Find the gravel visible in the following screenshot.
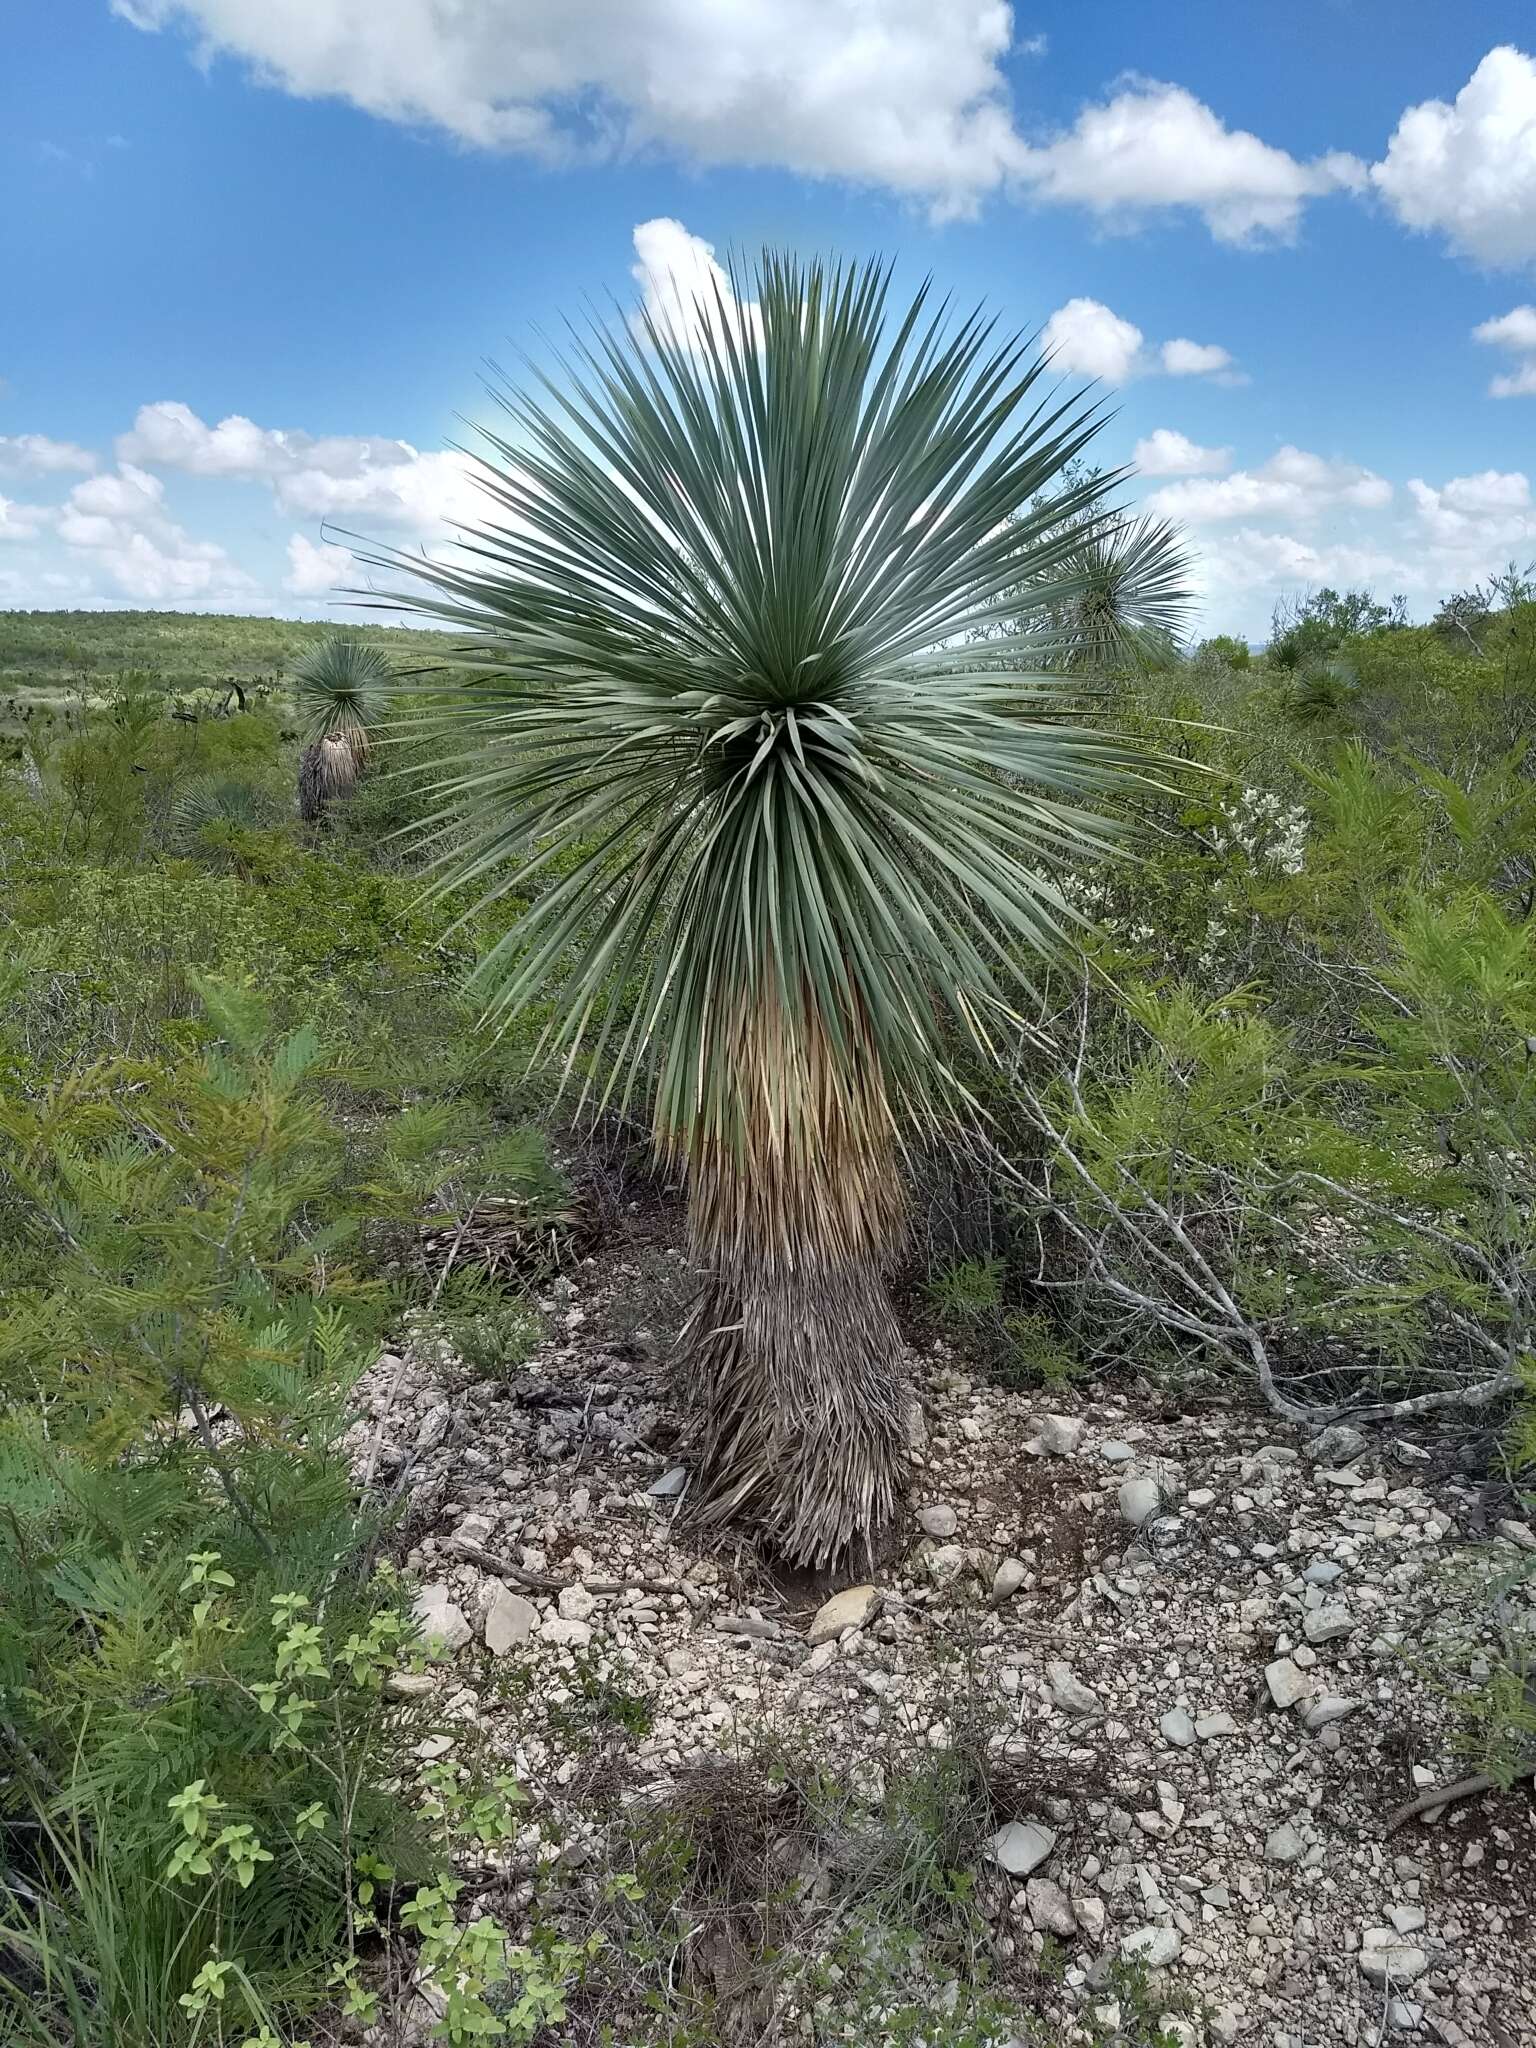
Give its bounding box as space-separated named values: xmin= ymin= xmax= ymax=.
xmin=343 ymin=1254 xmax=1536 ymax=2048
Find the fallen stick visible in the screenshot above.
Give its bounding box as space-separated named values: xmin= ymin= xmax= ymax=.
xmin=445 ymin=1535 xmax=684 ymax=1600
xmin=1383 ymin=1761 xmax=1536 ymax=1835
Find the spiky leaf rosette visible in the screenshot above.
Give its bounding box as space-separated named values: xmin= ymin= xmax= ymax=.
xmin=384 ymin=254 xmax=1184 ymax=1139
xmin=374 ymin=252 xmax=1189 ymax=1561
xmin=292 ymin=634 xmax=392 ymax=754
xmin=1045 ymin=512 xmax=1192 ymax=674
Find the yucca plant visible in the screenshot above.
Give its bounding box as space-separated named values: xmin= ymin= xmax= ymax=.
xmin=1045 ymin=511 xmax=1190 ymax=673
xmin=379 ymin=252 xmax=1189 ymax=1565
xmin=169 ymin=772 xmax=283 ymax=854
xmin=292 ymin=634 xmax=391 ymax=822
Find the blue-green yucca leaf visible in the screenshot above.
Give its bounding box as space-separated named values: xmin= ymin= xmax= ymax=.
xmin=363 ymin=252 xmax=1191 ymax=1159
xmin=291 ymin=634 xmax=392 ymax=750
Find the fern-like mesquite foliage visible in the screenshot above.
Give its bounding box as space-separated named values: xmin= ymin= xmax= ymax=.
xmin=292 ymin=634 xmax=391 ymax=821
xmin=374 ymin=252 xmax=1190 ymax=1565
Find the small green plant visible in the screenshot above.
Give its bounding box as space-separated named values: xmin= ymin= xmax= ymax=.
xmin=928 ymin=1257 xmax=1005 ymax=1323
xmin=433 ymin=1271 xmax=546 ymax=1380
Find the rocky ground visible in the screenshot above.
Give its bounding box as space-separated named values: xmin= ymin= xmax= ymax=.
xmin=346 ymin=1240 xmax=1536 ymax=2048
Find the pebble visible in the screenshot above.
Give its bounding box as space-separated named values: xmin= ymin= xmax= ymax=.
xmin=991 ymin=1556 xmax=1028 ymax=1605
xmin=988 ymin=1820 xmax=1056 ymax=1876
xmin=1099 ymin=1440 xmax=1136 ymax=1463
xmin=1265 ymin=1820 xmax=1305 ymax=1865
xmin=1265 ymin=1657 xmax=1312 ymax=1709
xmin=806 ymin=1584 xmax=879 ymax=1647
xmin=918 ymin=1503 xmax=958 ymax=1538
xmin=1159 ymin=1705 xmax=1197 ymax=1748
xmin=1025 ymin=1876 xmax=1078 ymax=1935
xmin=1119 ymin=1476 xmax=1161 ymax=1527
xmin=1303 ymin=1604 xmax=1354 ymax=1644
xmin=1038 ymin=1414 xmax=1085 ymax=1456
xmin=1303 ymin=1696 xmax=1363 ymax=1731
xmin=1046 ymin=1660 xmax=1103 ymax=1715
xmin=1120 ymin=1926 xmax=1181 ymax=1967
xmin=1359 ymin=1928 xmax=1430 ymax=1986
xmin=482 ymin=1585 xmax=537 ymax=1654
xmin=647 ymin=1466 xmax=689 ymax=1498
xmin=412 ymin=1584 xmax=471 ymax=1655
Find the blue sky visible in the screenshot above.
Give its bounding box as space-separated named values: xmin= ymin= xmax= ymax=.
xmin=3 ymin=2 xmax=1534 ymax=636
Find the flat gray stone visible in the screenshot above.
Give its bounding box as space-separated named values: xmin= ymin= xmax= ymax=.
xmin=648 ymin=1465 xmax=689 ymax=1498
xmin=482 ymin=1585 xmax=537 ymax=1655
xmin=918 ymin=1503 xmax=958 ymax=1538
xmin=1303 ymin=1604 xmax=1354 ymax=1644
xmin=1120 ymin=1926 xmax=1181 ymax=1968
xmin=1099 ymin=1440 xmax=1136 ymax=1463
xmin=1304 ymin=1559 xmax=1345 ymax=1586
xmin=991 ymin=1556 xmax=1028 ymax=1605
xmin=1303 ymin=1695 xmax=1363 ymax=1731
xmin=1159 ymin=1706 xmax=1197 ymax=1748
xmin=412 ymin=1584 xmax=471 ymax=1655
xmin=1309 ymin=1422 xmax=1368 ymax=1464
xmin=1119 ymin=1476 xmax=1161 ymax=1527
xmin=1265 ymin=1656 xmax=1312 ymax=1709
xmin=988 ymin=1820 xmax=1056 ymax=1876
xmin=386 ymin=1670 xmax=436 ymax=1700
xmin=541 ymin=1616 xmax=593 ymax=1649
xmin=1359 ymin=1928 xmax=1429 ymax=1986
xmin=1196 ymin=1712 xmax=1240 ymax=1738
xmin=1039 ymin=1414 xmax=1085 ymax=1456
xmin=1047 ymin=1660 xmax=1102 ymax=1715
xmin=807 ymin=1584 xmax=879 ymax=1647
xmin=1265 ymin=1820 xmax=1305 ymax=1865
xmin=1025 ymin=1876 xmax=1078 ymax=1935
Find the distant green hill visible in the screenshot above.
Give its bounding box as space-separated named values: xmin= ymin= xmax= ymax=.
xmin=0 ymin=609 xmax=462 ymax=697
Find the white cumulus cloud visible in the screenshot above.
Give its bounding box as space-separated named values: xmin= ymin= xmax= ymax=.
xmin=118 ymin=401 xmax=481 ymax=530
xmin=1160 ymin=338 xmax=1232 ymax=377
xmin=113 ymin=0 xmax=1033 ymax=218
xmin=1040 ymin=297 xmax=1238 ymax=386
xmin=1132 ymin=429 xmax=1232 ymax=478
xmin=1147 ymin=446 xmax=1391 ymax=524
xmin=284 ymin=532 xmax=356 ymax=597
xmin=54 ymin=462 xmax=255 ymax=602
xmin=1014 ymin=77 xmax=1363 ymax=244
xmin=114 ymin=3 xmax=1369 ymax=239
xmin=0 ymin=433 xmax=97 ymax=475
xmin=630 ymin=217 xmax=761 ymax=351
xmin=1041 ymin=298 xmax=1145 ymax=383
xmin=1407 ymin=469 xmax=1534 ymax=551
xmin=1370 ymin=47 xmax=1536 ymax=269
xmin=1473 ymin=304 xmax=1536 ymax=396
xmin=0 ymin=494 xmax=49 ymax=541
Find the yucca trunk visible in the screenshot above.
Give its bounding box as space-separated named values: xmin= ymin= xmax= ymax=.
xmin=296 ymin=731 xmax=364 ymax=823
xmin=674 ymin=993 xmax=911 ymax=1568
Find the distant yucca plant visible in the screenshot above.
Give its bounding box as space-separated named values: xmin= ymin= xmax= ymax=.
xmin=376 ymin=250 xmax=1188 ymax=1564
xmin=170 ymin=773 xmax=282 ymax=851
xmin=1048 ymin=513 xmax=1190 ymax=673
xmin=292 ymin=634 xmax=391 ymax=822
